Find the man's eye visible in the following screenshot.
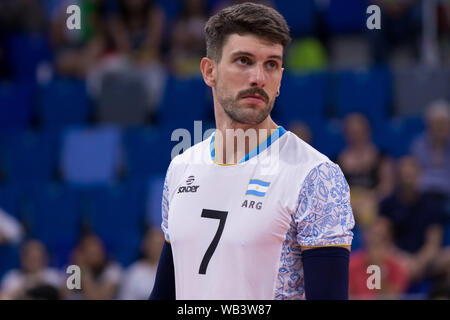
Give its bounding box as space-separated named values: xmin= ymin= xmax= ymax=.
xmin=266 ymin=61 xmax=278 ymax=69
xmin=236 ymin=57 xmax=250 ymax=65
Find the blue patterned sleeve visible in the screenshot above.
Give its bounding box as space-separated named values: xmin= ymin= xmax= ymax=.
xmin=161 ymin=174 xmax=170 ymax=242
xmin=294 ymin=162 xmax=354 ymax=248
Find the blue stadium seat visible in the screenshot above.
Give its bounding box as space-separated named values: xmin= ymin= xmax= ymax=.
xmin=26 ymin=184 xmax=83 ymax=267
xmin=277 ymin=72 xmax=328 ymax=125
xmin=324 ymin=0 xmax=368 ymax=34
xmin=332 ymin=67 xmax=392 ymax=125
xmin=273 ymin=0 xmax=317 ymax=36
xmin=123 ymin=127 xmax=173 ymax=181
xmin=60 ymin=125 xmax=123 ymax=186
xmin=373 ymin=116 xmax=424 ymax=158
xmin=156 ymin=0 xmax=183 ymax=25
xmin=443 ymin=223 xmax=450 ymax=246
xmin=0 ymin=81 xmax=34 ymax=131
xmin=158 ymin=75 xmax=209 ymax=130
xmin=401 ymin=116 xmax=425 ymax=141
xmin=404 ymin=280 xmax=432 ymax=298
xmin=37 ymin=78 xmax=91 ymax=129
xmin=40 ymin=0 xmax=61 ymax=17
xmin=146 ymin=174 xmax=166 ymax=228
xmin=1 ymin=130 xmax=59 ymax=185
xmin=311 ymin=120 xmax=346 ymax=161
xmin=350 ymin=225 xmax=364 ymax=252
xmin=0 ymin=183 xmax=24 ymax=220
xmin=6 ymin=33 xmax=52 ymax=81
xmin=0 ymin=244 xmax=21 ymax=283
xmin=372 ymin=118 xmax=399 ymax=156
xmin=87 ymin=181 xmax=147 ymax=266
xmin=0 ymin=132 xmax=13 ymax=182
xmin=394 ymin=67 xmax=449 ymax=116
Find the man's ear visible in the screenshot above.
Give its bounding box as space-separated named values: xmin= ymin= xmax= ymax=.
xmin=200 ymin=57 xmax=216 ymax=88
xmin=276 ymin=67 xmax=284 ymax=96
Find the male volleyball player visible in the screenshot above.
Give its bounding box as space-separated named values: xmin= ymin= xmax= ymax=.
xmin=150 ymin=2 xmax=354 ymax=300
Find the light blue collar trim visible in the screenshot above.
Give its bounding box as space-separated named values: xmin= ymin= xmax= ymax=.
xmin=210 ymin=126 xmax=287 ymax=164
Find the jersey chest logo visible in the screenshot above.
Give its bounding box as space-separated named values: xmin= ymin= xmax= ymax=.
xmin=177 ymin=175 xmax=200 ymax=194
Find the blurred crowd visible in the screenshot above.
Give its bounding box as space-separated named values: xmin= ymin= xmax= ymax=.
xmin=290 ymin=100 xmax=450 ymax=299
xmin=0 ymin=0 xmax=449 ymax=300
xmin=0 ymin=226 xmax=164 ymax=300
xmin=332 ymin=102 xmax=449 ymax=299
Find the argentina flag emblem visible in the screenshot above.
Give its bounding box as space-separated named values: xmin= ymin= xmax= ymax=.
xmin=245 ymin=179 xmax=271 ymax=197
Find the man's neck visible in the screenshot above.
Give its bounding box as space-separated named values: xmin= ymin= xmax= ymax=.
xmin=214 ymin=117 xmax=278 ymax=164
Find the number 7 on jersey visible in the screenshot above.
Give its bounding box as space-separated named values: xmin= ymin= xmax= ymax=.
xmin=199 ymin=209 xmax=228 ymax=275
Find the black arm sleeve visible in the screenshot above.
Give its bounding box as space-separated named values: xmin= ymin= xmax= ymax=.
xmin=301 ymin=246 xmax=350 ymax=300
xmin=149 ymin=241 xmax=176 ymax=300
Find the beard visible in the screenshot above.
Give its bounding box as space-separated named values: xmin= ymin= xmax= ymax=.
xmin=216 ymin=79 xmax=275 ymax=125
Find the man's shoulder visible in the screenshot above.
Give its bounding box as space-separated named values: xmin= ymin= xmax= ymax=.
xmin=167 ymin=133 xmax=213 ymax=172
xmin=279 ymin=131 xmax=333 ymax=172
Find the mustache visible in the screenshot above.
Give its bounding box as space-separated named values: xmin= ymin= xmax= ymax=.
xmin=237 ymin=87 xmax=269 ymax=102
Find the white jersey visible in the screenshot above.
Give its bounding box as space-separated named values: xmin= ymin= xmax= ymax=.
xmin=161 ymin=126 xmax=354 ymax=300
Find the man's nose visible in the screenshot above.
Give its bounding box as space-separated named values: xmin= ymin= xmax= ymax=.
xmin=249 ymin=64 xmax=266 ymax=88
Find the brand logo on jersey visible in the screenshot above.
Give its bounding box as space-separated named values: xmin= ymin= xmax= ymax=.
xmin=245 ymin=179 xmax=271 ymax=197
xmin=186 ymin=175 xmax=195 ymax=185
xmin=177 ymin=175 xmax=200 ymax=193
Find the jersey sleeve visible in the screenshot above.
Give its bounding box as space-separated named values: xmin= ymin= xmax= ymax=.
xmin=294 ymin=161 xmax=355 ymax=248
xmin=161 ymin=171 xmax=170 ymax=242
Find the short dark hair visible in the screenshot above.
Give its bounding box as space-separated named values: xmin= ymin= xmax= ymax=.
xmin=204 ymin=2 xmax=291 ymax=62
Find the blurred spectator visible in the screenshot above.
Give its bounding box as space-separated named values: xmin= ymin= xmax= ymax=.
xmin=439 ymin=0 xmax=450 ymax=62
xmin=67 ymin=233 xmax=122 ymax=300
xmin=338 ymin=113 xmax=394 ymax=226
xmin=50 ymin=0 xmax=109 ymax=79
xmin=349 ymin=216 xmax=410 ymax=299
xmin=87 ymin=0 xmax=168 ymax=124
xmin=0 ymin=239 xmax=64 ymax=300
xmin=379 ymin=156 xmax=445 ymax=287
xmin=109 ymin=0 xmax=164 ymax=61
xmin=368 ymin=0 xmax=422 ymax=65
xmin=439 ymin=0 xmax=450 ymax=65
xmin=170 ymin=0 xmax=207 ymax=76
xmin=88 ymin=55 xmax=168 ymax=125
xmin=427 ymin=246 xmax=450 ymax=299
xmin=0 ymin=2 xmax=7 ymax=79
xmin=288 ymin=121 xmax=313 ymax=146
xmin=118 ymin=227 xmax=164 ymax=300
xmin=0 ymin=0 xmax=47 ymax=80
xmin=411 ymin=99 xmax=450 ymax=197
xmin=0 ymin=208 xmax=24 ymax=245
xmin=0 ymin=41 xmax=9 ymax=79
xmin=0 ymin=0 xmax=48 ymax=35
